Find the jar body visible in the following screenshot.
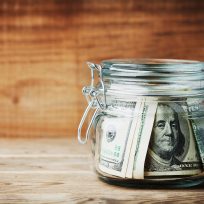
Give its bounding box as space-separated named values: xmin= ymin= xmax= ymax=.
xmin=79 ymin=59 xmax=204 ymax=188
xmin=90 ymin=97 xmax=204 ymax=188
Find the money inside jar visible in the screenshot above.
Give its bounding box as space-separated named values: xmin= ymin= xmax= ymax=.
xmin=78 ymin=59 xmax=204 ymax=186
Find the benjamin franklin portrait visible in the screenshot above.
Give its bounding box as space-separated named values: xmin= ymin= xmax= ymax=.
xmin=145 ymin=103 xmax=190 ymax=172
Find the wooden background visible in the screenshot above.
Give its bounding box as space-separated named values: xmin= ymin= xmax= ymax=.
xmin=0 ymin=0 xmax=204 ymax=137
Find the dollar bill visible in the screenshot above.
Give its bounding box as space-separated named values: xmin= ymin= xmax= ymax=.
xmin=144 ymin=102 xmax=202 ymax=177
xmin=126 ymin=100 xmax=158 ymax=179
xmin=98 ymin=101 xmax=142 ymax=177
xmin=187 ymin=98 xmax=204 ymax=169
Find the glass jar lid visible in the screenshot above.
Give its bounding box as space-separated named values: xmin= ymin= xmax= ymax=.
xmin=78 ymin=59 xmax=204 ymax=144
xmin=99 ymin=59 xmax=204 ymax=99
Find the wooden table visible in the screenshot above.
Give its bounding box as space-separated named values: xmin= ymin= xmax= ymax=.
xmin=0 ymin=138 xmax=203 ymax=203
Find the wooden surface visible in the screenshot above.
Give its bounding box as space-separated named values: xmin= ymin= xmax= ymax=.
xmin=0 ymin=0 xmax=204 ymax=137
xmin=0 ymin=138 xmax=203 ymax=204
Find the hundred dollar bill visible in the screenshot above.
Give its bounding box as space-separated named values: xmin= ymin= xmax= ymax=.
xmin=98 ymin=101 xmax=142 ymax=177
xmin=144 ymin=102 xmax=202 ymax=177
xmin=187 ymin=98 xmax=204 ymax=169
xmin=126 ymin=100 xmax=158 ymax=179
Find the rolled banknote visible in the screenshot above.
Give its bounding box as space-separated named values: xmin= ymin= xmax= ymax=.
xmin=187 ymin=98 xmax=204 ymax=169
xmin=98 ymin=101 xmax=142 ymax=177
xmin=144 ymin=102 xmax=202 ymax=177
xmin=126 ymin=100 xmax=158 ymax=179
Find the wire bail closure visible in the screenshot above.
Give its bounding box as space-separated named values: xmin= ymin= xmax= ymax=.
xmin=78 ymin=62 xmax=106 ymax=144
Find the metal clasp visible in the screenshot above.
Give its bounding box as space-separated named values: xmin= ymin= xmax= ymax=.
xmin=78 ymin=62 xmax=106 ymax=144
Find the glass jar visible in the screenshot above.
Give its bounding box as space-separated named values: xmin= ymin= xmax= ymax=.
xmin=78 ymin=59 xmax=204 ymax=188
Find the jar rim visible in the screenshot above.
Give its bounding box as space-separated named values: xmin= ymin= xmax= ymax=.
xmin=102 ymin=58 xmax=202 ymax=67
xmin=97 ymin=58 xmax=204 ymax=98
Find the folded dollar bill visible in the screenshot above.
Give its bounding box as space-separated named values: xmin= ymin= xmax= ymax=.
xmin=126 ymin=100 xmax=157 ymax=179
xmin=98 ymin=101 xmax=142 ymax=177
xmin=97 ymin=99 xmax=202 ymax=179
xmin=144 ymin=102 xmax=202 ymax=177
xmin=187 ymin=98 xmax=204 ymax=169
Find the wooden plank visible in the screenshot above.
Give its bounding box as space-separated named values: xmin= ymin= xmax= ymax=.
xmin=0 ymin=0 xmax=203 ymax=137
xmin=0 ymin=138 xmax=92 ymax=171
xmin=0 ymin=156 xmax=91 ymax=172
xmin=0 ymin=138 xmax=203 ymax=203
xmin=0 ymin=138 xmax=89 ymax=155
xmin=0 ymin=173 xmax=203 ymax=203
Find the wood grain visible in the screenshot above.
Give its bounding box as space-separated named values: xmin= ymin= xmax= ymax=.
xmin=0 ymin=0 xmax=203 ymax=137
xmin=0 ymin=137 xmax=203 ymax=204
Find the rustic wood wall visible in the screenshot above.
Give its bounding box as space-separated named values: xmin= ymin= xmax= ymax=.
xmin=0 ymin=0 xmax=204 ymax=137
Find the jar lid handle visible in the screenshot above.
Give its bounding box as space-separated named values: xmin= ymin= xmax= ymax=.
xmin=78 ymin=100 xmax=99 ymax=144
xmin=87 ymin=62 xmax=107 ymax=108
